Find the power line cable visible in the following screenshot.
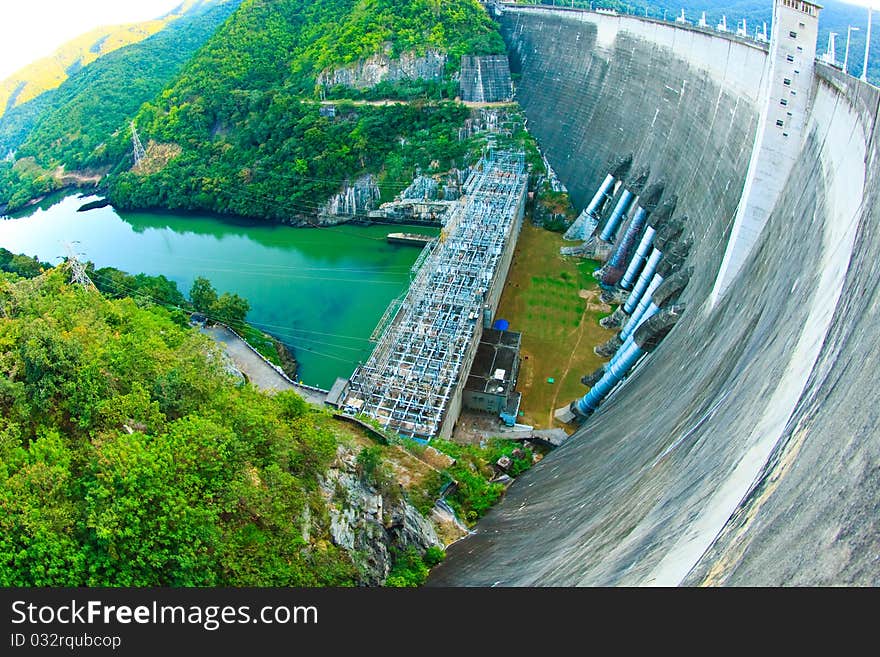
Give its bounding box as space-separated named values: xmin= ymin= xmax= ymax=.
xmin=131 ymin=252 xmax=416 ymax=274
xmin=85 ymin=266 xmax=378 ymax=358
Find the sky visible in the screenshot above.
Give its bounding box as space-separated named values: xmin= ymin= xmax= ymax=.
xmin=0 ymin=0 xmax=183 ymax=80
xmin=0 ymin=0 xmax=879 ymax=82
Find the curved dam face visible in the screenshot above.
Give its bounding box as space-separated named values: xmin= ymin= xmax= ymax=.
xmin=431 ymin=6 xmax=880 ymax=586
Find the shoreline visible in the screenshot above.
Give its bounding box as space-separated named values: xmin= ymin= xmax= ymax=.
xmin=2 ymin=188 xmax=436 ymax=389
xmin=5 ymin=186 xmax=443 ymax=234
xmin=79 ymin=191 xmax=444 ymax=231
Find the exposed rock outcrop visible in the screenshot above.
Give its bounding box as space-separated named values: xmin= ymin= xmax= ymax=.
xmin=320 ymin=174 xmax=381 ymax=220
xmin=272 ymin=339 xmax=298 ymax=381
xmin=317 ymin=48 xmax=447 ymax=91
xmin=320 ymin=444 xmax=442 ymax=585
xmin=400 ymin=175 xmax=439 ymax=200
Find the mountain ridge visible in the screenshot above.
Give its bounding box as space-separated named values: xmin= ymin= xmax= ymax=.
xmin=0 ymin=0 xmax=244 ymax=211
xmin=0 ymin=1 xmax=239 ymax=121
xmin=1 ymin=0 xmax=508 ymax=217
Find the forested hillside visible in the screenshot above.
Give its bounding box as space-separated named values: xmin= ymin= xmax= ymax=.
xmin=289 ymin=0 xmax=505 ymax=92
xmin=0 ymin=0 xmax=242 ymax=167
xmin=0 ymin=24 xmax=166 ymax=119
xmin=110 ymin=101 xmax=473 ymax=220
xmin=1 ymin=0 xmax=505 ymax=219
xmin=0 ymin=268 xmax=356 ymax=586
xmin=0 ymin=0 xmax=241 ymax=210
xmin=0 ymin=1 xmax=236 ymax=120
xmin=158 ymin=0 xmax=503 ymax=98
xmin=0 ymin=1 xmax=242 ymax=212
xmin=107 ymin=0 xmax=505 ymax=220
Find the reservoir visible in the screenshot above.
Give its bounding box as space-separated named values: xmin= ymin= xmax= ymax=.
xmin=0 ymin=192 xmax=437 ymax=388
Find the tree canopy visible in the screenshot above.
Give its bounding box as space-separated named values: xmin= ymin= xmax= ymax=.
xmin=0 ymin=269 xmax=355 ymax=586
xmin=1 ymin=0 xmax=505 ymax=218
xmin=0 ymin=1 xmax=243 ymax=212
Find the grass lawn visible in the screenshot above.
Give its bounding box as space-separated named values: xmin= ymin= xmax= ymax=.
xmin=495 ymin=221 xmax=617 ymax=430
xmin=238 ymin=323 xmax=282 ymax=366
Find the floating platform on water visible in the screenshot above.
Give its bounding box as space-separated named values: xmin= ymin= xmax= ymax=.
xmin=386 ymin=232 xmax=434 ymax=246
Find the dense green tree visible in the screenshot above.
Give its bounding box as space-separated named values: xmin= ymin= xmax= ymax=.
xmin=189 ymin=276 xmax=218 ymax=313
xmin=90 ymin=266 xmax=186 ymax=309
xmin=0 ymin=429 xmax=86 ymax=586
xmin=131 ymin=273 xmax=187 ymax=307
xmin=2 ymin=1 xmax=504 ymax=217
xmin=6 ymin=254 xmax=45 ymax=278
xmin=0 ymin=269 xmax=356 ymax=586
xmin=0 ymin=1 xmax=243 ymax=172
xmin=209 ymin=292 xmax=250 ymax=326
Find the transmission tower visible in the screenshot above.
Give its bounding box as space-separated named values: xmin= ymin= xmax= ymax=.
xmin=130 ymin=120 xmax=146 ymax=169
xmin=63 ymin=242 xmax=97 ymax=291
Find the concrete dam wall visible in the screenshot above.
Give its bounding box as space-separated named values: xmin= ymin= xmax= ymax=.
xmin=430 ymin=6 xmax=879 ymax=586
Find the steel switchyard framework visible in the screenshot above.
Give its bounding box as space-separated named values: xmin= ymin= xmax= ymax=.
xmin=344 ymin=151 xmax=529 ymax=440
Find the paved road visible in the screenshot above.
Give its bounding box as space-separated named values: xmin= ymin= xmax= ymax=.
xmin=202 ymin=325 xmax=328 ymax=405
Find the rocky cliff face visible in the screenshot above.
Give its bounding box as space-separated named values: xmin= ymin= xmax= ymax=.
xmin=317 ymin=48 xmax=447 ymax=90
xmin=320 ymin=444 xmax=443 ymax=585
xmin=319 ymin=173 xmax=381 ymax=221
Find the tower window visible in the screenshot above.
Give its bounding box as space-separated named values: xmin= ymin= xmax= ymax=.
xmin=776 ymin=119 xmax=785 ymax=127
xmin=787 ymin=54 xmax=795 ymax=62
xmin=789 ymin=30 xmax=798 ymax=38
xmin=784 ymin=78 xmax=792 ymax=86
xmin=780 ymin=98 xmax=788 ymax=106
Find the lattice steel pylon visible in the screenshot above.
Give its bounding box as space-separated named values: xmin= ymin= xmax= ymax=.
xmin=130 ymin=121 xmax=146 ymax=169
xmin=63 ymin=242 xmax=97 ymax=291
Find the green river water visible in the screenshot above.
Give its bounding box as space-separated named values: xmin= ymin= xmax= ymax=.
xmin=0 ymin=192 xmax=437 ymax=388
